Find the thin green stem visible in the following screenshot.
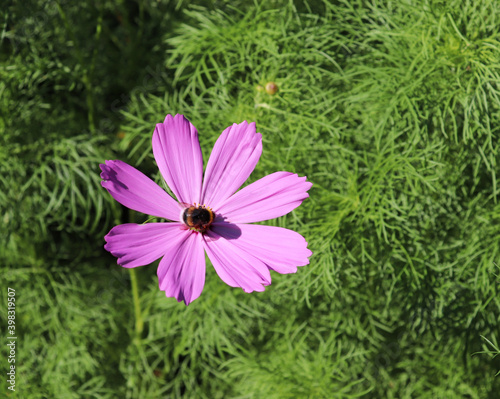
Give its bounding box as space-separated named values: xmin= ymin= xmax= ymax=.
xmin=129 ymin=267 xmax=144 ymax=338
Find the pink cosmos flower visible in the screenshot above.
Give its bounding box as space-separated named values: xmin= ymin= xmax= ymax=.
xmin=100 ymin=114 xmax=312 ymax=305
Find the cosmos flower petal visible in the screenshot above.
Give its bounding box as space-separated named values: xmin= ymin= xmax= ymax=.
xmin=157 ymin=231 xmax=206 ymax=305
xmin=211 ymin=222 xmax=312 ymax=274
xmin=216 ymin=172 xmax=312 ymax=223
xmin=104 ymin=223 xmax=185 ymax=268
xmin=100 ymin=160 xmax=181 ymax=221
xmin=203 ymin=227 xmax=272 ymax=293
xmin=201 ymin=121 xmax=262 ymax=210
xmin=153 ymin=114 xmax=203 ymax=205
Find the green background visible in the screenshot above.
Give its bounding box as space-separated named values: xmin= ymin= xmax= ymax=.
xmin=1 ymin=0 xmax=499 ymax=397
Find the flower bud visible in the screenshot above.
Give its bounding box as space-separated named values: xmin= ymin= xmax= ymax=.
xmin=265 ymin=82 xmax=278 ymax=95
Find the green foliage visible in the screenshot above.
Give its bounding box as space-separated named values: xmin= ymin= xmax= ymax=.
xmin=1 ymin=0 xmax=499 ymax=398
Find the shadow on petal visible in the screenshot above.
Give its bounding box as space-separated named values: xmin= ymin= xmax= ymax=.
xmin=100 ymin=162 xmax=128 ymax=191
xmin=206 ymin=221 xmax=242 ymax=241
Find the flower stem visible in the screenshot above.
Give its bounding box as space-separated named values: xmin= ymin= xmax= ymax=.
xmin=129 ymin=268 xmax=144 ymax=338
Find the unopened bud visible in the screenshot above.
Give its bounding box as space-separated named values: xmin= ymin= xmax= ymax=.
xmin=265 ymin=82 xmax=278 ymax=95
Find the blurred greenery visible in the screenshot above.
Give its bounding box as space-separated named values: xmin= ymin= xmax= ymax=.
xmin=1 ymin=0 xmax=499 ymax=398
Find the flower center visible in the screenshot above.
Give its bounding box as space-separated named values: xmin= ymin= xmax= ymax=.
xmin=182 ymin=205 xmax=215 ymax=232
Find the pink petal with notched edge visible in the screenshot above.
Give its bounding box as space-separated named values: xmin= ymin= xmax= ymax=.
xmin=210 ymin=222 xmax=312 ymax=274
xmin=157 ymin=231 xmax=206 ymax=305
xmin=153 ymin=114 xmax=203 ymax=205
xmin=104 ymin=223 xmax=185 ymax=268
xmin=201 ymin=121 xmax=262 ymax=210
xmin=215 ymin=172 xmax=312 ymax=223
xmin=203 ymin=228 xmax=272 ymax=293
xmin=100 ymin=160 xmax=181 ymax=221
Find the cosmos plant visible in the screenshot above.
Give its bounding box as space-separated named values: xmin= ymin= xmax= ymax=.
xmin=100 ymin=114 xmax=312 ymax=305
